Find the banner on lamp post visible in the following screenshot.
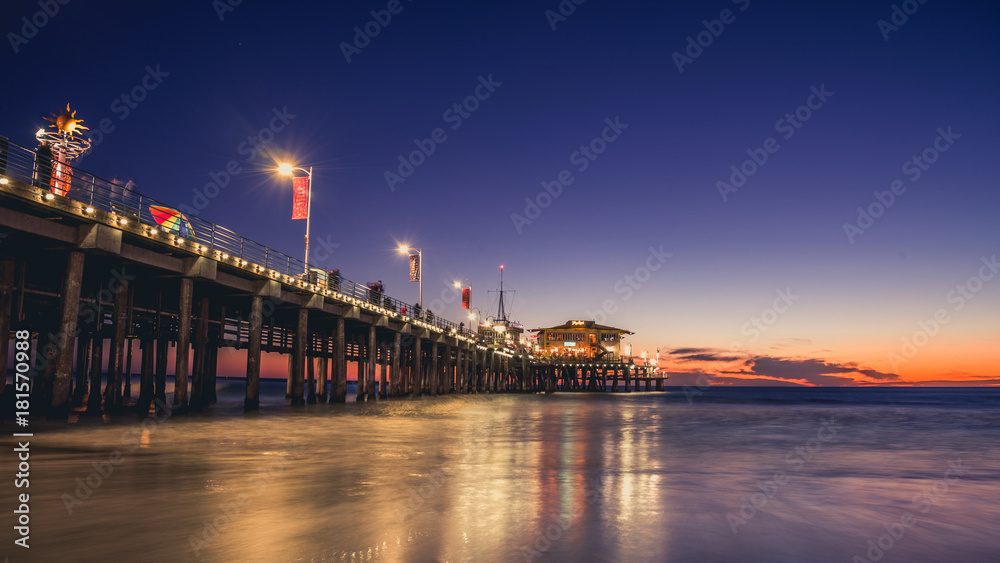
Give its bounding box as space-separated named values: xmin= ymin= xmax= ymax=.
xmin=291 ymin=176 xmax=309 ymax=220
xmin=461 ymin=288 xmax=470 ymax=310
xmin=408 ymin=254 xmax=420 ymax=282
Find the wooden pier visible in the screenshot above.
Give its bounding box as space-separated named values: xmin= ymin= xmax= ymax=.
xmin=0 ymin=137 xmax=662 ymax=417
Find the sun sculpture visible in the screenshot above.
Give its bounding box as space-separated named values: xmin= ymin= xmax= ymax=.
xmin=44 ymin=104 xmax=89 ymax=135
xmin=36 ymin=104 xmax=92 ymax=196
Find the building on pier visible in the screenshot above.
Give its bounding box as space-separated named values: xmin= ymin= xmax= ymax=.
xmin=529 ymin=320 xmax=632 ymax=360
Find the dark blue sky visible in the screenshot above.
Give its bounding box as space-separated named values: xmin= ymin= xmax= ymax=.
xmin=3 ymin=0 xmax=998 ymax=383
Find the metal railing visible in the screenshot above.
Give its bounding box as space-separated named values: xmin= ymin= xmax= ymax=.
xmin=0 ymin=135 xmax=474 ymax=338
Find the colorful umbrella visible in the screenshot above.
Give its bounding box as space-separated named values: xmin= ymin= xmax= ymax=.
xmin=149 ymin=205 xmax=196 ymax=239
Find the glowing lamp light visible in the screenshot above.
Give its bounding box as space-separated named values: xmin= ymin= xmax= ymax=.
xmin=84 ymin=206 xmax=94 ymax=213
xmin=0 ymin=178 xmax=8 ymax=185
xmin=44 ymin=192 xmax=54 ymax=200
xmin=277 ymin=163 xmax=294 ymax=176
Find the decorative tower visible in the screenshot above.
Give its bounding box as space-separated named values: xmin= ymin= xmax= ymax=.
xmin=37 ymin=104 xmax=91 ymax=195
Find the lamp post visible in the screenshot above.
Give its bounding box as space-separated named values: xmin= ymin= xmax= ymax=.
xmin=278 ymin=163 xmax=313 ymax=269
xmin=398 ymin=245 xmax=422 ymax=309
xmin=468 ymin=307 xmax=482 ymax=336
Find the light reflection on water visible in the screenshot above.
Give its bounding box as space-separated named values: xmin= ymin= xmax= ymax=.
xmin=7 ymin=385 xmax=1000 ymax=562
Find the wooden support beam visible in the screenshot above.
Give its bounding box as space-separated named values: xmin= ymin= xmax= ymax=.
xmin=191 ymin=296 xmax=209 ymax=411
xmin=105 ymin=274 xmax=129 ymax=413
xmin=291 ymin=307 xmax=307 ymax=405
xmin=317 ymin=341 xmax=328 ymax=402
xmin=391 ymin=332 xmax=401 ymax=397
xmin=356 ymin=336 xmax=365 ymax=402
xmin=307 ymin=345 xmax=317 ymax=405
xmin=367 ymin=325 xmax=377 ymax=401
xmin=244 ymin=294 xmax=263 ymax=411
xmin=458 ymin=347 xmax=466 ymax=394
xmin=136 ymin=335 xmax=154 ymax=415
xmin=123 ymin=283 xmax=134 ymax=399
xmin=379 ymin=341 xmax=387 ymax=399
xmin=412 ymin=336 xmax=422 ymax=397
xmin=72 ymin=334 xmax=90 ymax=406
xmin=332 ymin=318 xmax=346 ymax=403
xmin=49 ymin=251 xmax=85 ymax=416
xmin=173 ymin=277 xmax=194 ymax=413
xmin=209 ymin=306 xmax=221 ymax=404
xmin=430 ymin=341 xmax=439 ymax=396
xmin=124 ymin=338 xmax=133 ymax=399
xmin=86 ymin=323 xmax=104 ymax=414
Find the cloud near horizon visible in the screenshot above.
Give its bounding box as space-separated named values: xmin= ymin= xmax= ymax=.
xmin=664 ymin=348 xmax=901 ymax=386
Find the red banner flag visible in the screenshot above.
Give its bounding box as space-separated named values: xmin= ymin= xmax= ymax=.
xmin=291 ymin=176 xmax=309 ymax=220
xmin=461 ymin=288 xmax=470 ymax=310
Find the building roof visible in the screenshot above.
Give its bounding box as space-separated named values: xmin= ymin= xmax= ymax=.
xmin=529 ymin=320 xmax=634 ymax=335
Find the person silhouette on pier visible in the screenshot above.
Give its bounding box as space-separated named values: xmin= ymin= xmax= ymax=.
xmin=34 ymin=140 xmax=53 ymax=189
xmin=329 ymin=269 xmax=341 ymax=292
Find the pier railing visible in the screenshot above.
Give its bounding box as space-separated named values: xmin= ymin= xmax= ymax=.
xmin=0 ymin=135 xmax=472 ymax=337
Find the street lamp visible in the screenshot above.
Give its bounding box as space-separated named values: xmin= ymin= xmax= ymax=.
xmin=398 ymin=244 xmax=422 ymax=309
xmin=468 ymin=307 xmax=482 ymax=325
xmin=277 ymin=162 xmax=313 ymax=269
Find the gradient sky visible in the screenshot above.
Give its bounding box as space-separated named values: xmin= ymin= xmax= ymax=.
xmin=2 ymin=0 xmax=998 ymax=385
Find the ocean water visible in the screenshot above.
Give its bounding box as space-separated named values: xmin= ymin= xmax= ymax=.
xmin=5 ymin=384 xmax=999 ymax=562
